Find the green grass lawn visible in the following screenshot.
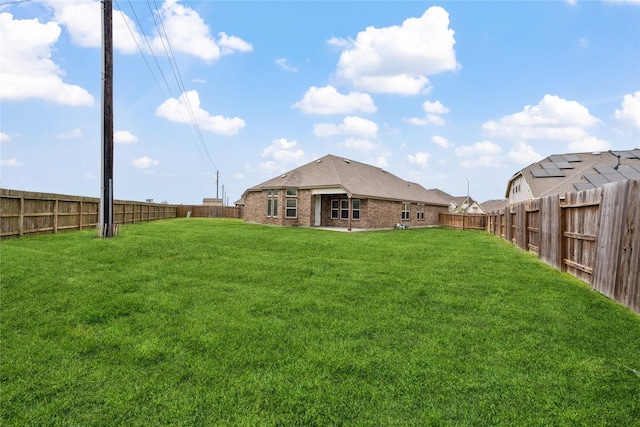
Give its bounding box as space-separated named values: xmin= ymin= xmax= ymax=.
xmin=1 ymin=219 xmax=639 ymax=426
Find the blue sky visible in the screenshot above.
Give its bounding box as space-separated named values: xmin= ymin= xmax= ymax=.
xmin=1 ymin=0 xmax=639 ymax=205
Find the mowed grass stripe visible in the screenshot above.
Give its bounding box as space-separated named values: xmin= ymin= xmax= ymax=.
xmin=1 ymin=218 xmax=639 ymax=426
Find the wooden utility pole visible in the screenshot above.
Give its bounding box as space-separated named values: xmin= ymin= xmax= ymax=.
xmin=100 ymin=0 xmax=114 ymax=237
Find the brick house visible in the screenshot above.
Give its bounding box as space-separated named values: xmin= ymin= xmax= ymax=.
xmin=242 ymin=154 xmax=450 ymax=230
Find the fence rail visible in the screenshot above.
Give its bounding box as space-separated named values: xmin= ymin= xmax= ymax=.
xmin=439 ymin=213 xmax=487 ymax=230
xmin=176 ymin=205 xmax=243 ymax=219
xmin=486 ymin=179 xmax=639 ymax=314
xmin=0 ymin=189 xmax=177 ymax=238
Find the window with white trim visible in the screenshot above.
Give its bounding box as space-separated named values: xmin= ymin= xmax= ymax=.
xmin=340 ymin=199 xmax=349 ymax=219
xmin=285 ymin=191 xmax=297 ymax=218
xmin=401 ymin=202 xmax=410 ymax=220
xmin=331 ymin=199 xmax=339 ymax=219
xmin=417 ymin=204 xmax=425 ymax=220
xmin=352 ymin=199 xmax=360 ymax=220
xmin=266 ymin=190 xmax=278 ymax=217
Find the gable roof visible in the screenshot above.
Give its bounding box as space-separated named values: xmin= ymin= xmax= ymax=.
xmin=481 ymin=199 xmax=508 ymax=212
xmin=245 ymin=154 xmax=449 ymax=205
xmin=507 ymin=149 xmax=640 ymax=198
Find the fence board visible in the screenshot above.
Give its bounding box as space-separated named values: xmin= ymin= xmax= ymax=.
xmin=617 ymin=179 xmax=639 ymax=313
xmin=0 ymin=189 xmax=178 ymax=238
xmin=486 ymin=178 xmax=639 ymax=313
xmin=438 ymin=213 xmax=487 ymax=230
xmin=176 ymin=205 xmax=243 ymax=219
xmin=562 ymin=187 xmax=601 ymax=283
xmin=593 ymin=181 xmax=628 ymax=300
xmin=539 ymin=195 xmax=561 ymax=270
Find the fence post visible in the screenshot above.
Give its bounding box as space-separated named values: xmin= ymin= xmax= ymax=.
xmin=54 ymin=198 xmax=59 ymax=234
xmin=559 ymin=196 xmax=566 ymax=272
xmin=19 ymin=196 xmax=24 ymax=237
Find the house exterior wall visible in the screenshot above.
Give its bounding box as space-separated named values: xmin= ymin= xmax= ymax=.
xmin=507 ymin=175 xmax=534 ymax=205
xmin=243 ymin=189 xmax=313 ymax=227
xmin=244 ymin=190 xmax=447 ymax=229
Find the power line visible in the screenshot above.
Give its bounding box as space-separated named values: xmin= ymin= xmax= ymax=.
xmin=113 ymin=0 xmax=163 ymax=95
xmin=148 ymin=0 xmax=219 ymax=174
xmin=122 ymin=1 xmax=219 ymax=177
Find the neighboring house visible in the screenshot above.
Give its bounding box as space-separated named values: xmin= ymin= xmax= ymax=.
xmin=449 ymin=196 xmax=485 ymax=214
xmin=242 ymin=154 xmax=450 ymax=230
xmin=203 ymin=198 xmax=223 ymax=206
xmin=430 ymin=189 xmax=485 ymax=214
xmin=480 ymin=199 xmax=508 ymax=213
xmin=506 ymin=149 xmax=640 ymax=205
xmin=234 ymin=198 xmax=245 ymax=208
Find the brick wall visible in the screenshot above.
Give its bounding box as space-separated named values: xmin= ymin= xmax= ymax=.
xmin=244 ymin=190 xmax=447 ymax=229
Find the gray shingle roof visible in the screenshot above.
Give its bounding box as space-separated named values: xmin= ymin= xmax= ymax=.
xmin=509 ymin=149 xmax=640 ymax=198
xmin=481 ymin=199 xmax=508 ymax=212
xmin=245 ymin=154 xmax=449 ymax=206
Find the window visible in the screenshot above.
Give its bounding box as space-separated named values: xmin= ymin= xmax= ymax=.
xmin=340 ymin=200 xmax=349 ymax=219
xmin=512 ymin=178 xmax=521 ymax=194
xmin=285 ymin=189 xmax=297 ymax=218
xmin=352 ymin=199 xmax=360 ymax=220
xmin=286 ymin=198 xmax=297 ymax=218
xmin=417 ymin=204 xmax=425 ymax=220
xmin=331 ymin=200 xmax=339 ymax=219
xmin=266 ymin=189 xmax=278 ymax=217
xmin=331 ymin=198 xmax=361 ymax=220
xmin=401 ymin=202 xmax=410 ymax=220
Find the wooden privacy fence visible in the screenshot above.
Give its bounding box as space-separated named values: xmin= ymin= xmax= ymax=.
xmin=486 ymin=178 xmax=639 ymax=314
xmin=1 ymin=189 xmax=177 ymax=238
xmin=176 ymin=205 xmax=243 ymax=219
xmin=439 ymin=213 xmax=487 ymax=230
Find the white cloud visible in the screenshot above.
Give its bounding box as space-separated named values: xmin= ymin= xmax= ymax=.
xmin=614 ymin=91 xmax=640 ymax=128
xmin=1 ymin=159 xmax=23 ymax=167
xmin=262 ymin=138 xmax=305 ymax=164
xmin=156 ymin=90 xmax=246 ymax=135
xmin=327 ymin=36 xmax=351 ymax=48
xmin=455 ymin=140 xmax=503 ymax=169
xmin=232 ymin=172 xmax=245 ymax=180
xmin=43 ymin=0 xmax=252 ymax=60
xmin=293 ymin=85 xmax=376 ymax=115
xmin=482 ymin=94 xmax=599 ymax=141
xmin=408 ymin=100 xmax=449 ymax=126
xmin=335 ymin=6 xmax=458 ymax=94
xmin=313 ymin=116 xmax=378 ymax=138
xmin=275 ymin=58 xmax=298 ymax=72
xmin=132 ymin=156 xmax=159 ymax=169
xmin=0 ymin=132 xmax=10 ymax=142
xmin=567 ymin=137 xmax=611 ymax=153
xmin=217 ymin=32 xmax=253 ymax=56
xmin=56 ymin=128 xmax=82 ymax=139
xmin=0 ymin=12 xmax=94 ymax=106
xmin=344 ymin=138 xmax=377 ymax=151
xmin=408 ymin=115 xmax=446 ymax=126
xmin=373 ymin=156 xmax=389 ymax=168
xmin=114 ymin=130 xmax=138 ymax=144
xmin=408 ymin=152 xmax=431 ymax=168
xmin=192 ymin=78 xmax=207 ymax=84
xmin=423 ymin=100 xmax=450 ymax=114
xmin=507 ymin=142 xmax=543 ymax=165
xmin=431 ymin=135 xmax=450 ymax=148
